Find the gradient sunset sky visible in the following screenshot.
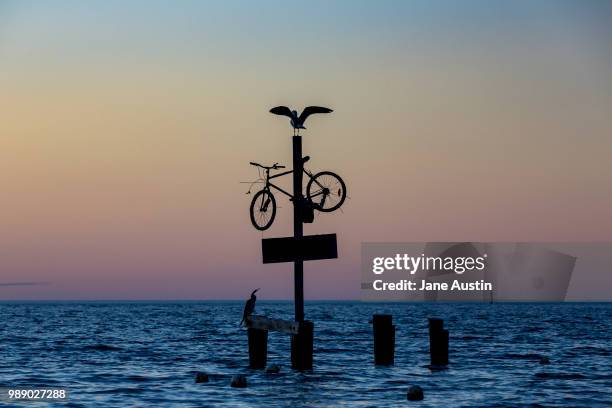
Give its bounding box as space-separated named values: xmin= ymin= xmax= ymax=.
xmin=1 ymin=1 xmax=611 ymax=300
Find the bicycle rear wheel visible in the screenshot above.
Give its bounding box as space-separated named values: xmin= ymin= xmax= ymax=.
xmin=306 ymin=171 xmax=346 ymax=212
xmin=250 ymin=189 xmax=276 ymax=230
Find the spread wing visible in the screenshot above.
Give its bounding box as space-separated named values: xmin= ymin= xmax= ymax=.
xmin=269 ymin=106 xmax=294 ymax=118
xmin=298 ymin=106 xmax=333 ymax=125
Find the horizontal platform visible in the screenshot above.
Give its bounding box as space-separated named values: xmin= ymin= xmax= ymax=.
xmin=246 ymin=315 xmax=299 ymax=334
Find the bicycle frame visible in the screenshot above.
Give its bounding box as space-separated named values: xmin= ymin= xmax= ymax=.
xmin=264 ymin=168 xmax=293 ymax=198
xmin=263 ymin=168 xmax=322 ymax=199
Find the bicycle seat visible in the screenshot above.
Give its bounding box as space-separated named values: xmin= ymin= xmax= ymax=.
xmin=250 ymin=161 xmax=286 ymax=170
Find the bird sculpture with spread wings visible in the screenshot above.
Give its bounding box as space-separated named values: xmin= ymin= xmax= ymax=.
xmin=269 ymin=106 xmax=333 ymax=135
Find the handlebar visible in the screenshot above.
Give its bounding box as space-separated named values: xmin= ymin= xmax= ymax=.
xmin=249 ymin=161 xmax=285 ymax=170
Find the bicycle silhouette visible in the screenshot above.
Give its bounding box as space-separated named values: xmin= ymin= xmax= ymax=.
xmin=247 ymin=156 xmax=346 ymax=230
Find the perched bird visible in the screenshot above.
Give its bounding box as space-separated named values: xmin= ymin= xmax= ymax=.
xmin=240 ymin=288 xmax=259 ymax=326
xmin=270 ymin=106 xmax=333 ymax=135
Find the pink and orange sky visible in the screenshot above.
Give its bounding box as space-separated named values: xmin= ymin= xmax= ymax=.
xmin=1 ymin=1 xmax=611 ymax=299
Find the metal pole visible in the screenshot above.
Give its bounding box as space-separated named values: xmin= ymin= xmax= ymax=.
xmin=292 ymin=135 xmax=304 ymax=322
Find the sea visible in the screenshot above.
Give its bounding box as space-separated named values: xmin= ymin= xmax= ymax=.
xmin=1 ymin=301 xmax=611 ymax=407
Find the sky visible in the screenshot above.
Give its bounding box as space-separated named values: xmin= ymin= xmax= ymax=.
xmin=1 ymin=1 xmax=611 ymax=300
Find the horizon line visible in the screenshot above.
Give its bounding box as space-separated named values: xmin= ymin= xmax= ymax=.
xmin=0 ymin=299 xmax=611 ymax=303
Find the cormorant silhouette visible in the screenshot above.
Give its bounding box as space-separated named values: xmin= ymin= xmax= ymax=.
xmin=240 ymin=288 xmax=259 ymax=326
xmin=269 ymin=106 xmax=333 ymax=135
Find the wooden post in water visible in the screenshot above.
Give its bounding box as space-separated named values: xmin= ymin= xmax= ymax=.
xmin=372 ymin=314 xmax=395 ymax=365
xmin=248 ymin=328 xmax=268 ymax=369
xmin=428 ymin=318 xmax=449 ymax=367
xmin=291 ymin=320 xmax=313 ymax=370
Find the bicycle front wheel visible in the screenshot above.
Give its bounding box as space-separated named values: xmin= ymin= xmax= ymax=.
xmin=250 ymin=190 xmax=276 ymax=231
xmin=306 ymin=171 xmax=346 ymax=212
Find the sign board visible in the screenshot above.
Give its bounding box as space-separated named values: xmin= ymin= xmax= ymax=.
xmin=262 ymin=233 xmax=337 ymax=264
xmin=246 ymin=315 xmax=299 ymax=334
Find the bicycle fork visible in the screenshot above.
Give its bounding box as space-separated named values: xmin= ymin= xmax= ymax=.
xmin=315 ymin=187 xmax=330 ymax=208
xmin=261 ymin=195 xmax=272 ymax=212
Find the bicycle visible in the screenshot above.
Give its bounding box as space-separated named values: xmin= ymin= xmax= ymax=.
xmin=247 ymin=156 xmax=346 ymax=231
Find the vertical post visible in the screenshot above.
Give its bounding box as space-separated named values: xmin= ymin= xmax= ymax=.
xmin=248 ymin=328 xmax=268 ymax=369
xmin=372 ymin=314 xmax=395 ymax=365
xmin=292 ymin=135 xmax=304 ymax=322
xmin=428 ymin=318 xmax=449 ymax=367
xmin=291 ymin=135 xmax=313 ymax=370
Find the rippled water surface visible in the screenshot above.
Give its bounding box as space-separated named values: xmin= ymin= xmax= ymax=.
xmin=1 ymin=302 xmax=611 ymax=407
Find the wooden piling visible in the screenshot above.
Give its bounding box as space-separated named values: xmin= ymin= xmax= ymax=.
xmin=428 ymin=318 xmax=448 ymax=367
xmin=373 ymin=314 xmax=395 ymax=365
xmin=248 ymin=328 xmax=268 ymax=369
xmin=291 ymin=320 xmax=314 ymax=370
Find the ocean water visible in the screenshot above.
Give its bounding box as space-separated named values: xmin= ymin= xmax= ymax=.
xmin=1 ymin=301 xmax=611 ymax=407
